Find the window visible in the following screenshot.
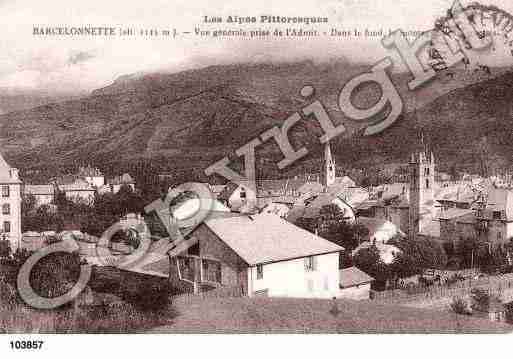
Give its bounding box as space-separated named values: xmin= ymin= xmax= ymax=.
xmin=1 ymin=186 xmax=9 ymax=198
xmin=240 ymin=187 xmax=246 ymax=199
xmin=2 ymin=204 xmax=9 ymax=215
xmin=426 ymin=179 xmax=430 ymax=188
xmin=493 ymin=211 xmax=502 ymax=220
xmin=3 ymin=221 xmax=10 ymax=233
xmin=304 ymin=256 xmax=317 ymax=272
xmin=498 ymin=232 xmax=502 ymax=241
xmin=256 ymin=264 xmax=263 ymax=280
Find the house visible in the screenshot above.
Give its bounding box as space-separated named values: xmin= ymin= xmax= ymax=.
xmin=339 ymin=266 xmax=374 ymax=300
xmin=0 ymin=152 xmax=22 ymax=251
xmin=20 ymin=231 xmax=47 ymax=251
xmin=77 ymin=166 xmax=105 ymax=188
xmin=171 ymin=212 xmax=344 ymax=298
xmin=216 ymin=142 xmax=359 ymax=214
xmin=436 ymin=187 xmax=513 ymax=254
xmin=108 ymin=173 xmax=136 ymax=193
xmin=23 ymin=184 xmax=55 ymax=206
xmin=57 ymin=177 xmax=96 ymax=204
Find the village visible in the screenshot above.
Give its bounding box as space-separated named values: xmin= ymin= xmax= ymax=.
xmin=0 ymin=132 xmax=512 ymax=331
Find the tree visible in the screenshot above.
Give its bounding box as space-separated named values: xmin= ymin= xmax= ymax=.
xmin=296 ymin=204 xmax=368 ymax=252
xmin=390 ymin=237 xmax=448 ymax=270
xmin=353 ymin=245 xmax=390 ymax=290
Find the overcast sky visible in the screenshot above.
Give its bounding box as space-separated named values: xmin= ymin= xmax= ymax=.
xmin=0 ymin=0 xmax=512 ymax=93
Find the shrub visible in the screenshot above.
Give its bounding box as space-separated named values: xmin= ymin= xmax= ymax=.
xmin=29 ymin=251 xmax=82 ymax=302
xmin=0 ymin=240 xmax=10 ymax=258
xmin=0 ymin=279 xmax=17 ymax=308
xmin=450 ymin=297 xmax=470 ymax=315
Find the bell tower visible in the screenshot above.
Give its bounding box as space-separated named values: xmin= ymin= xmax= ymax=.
xmin=321 ymin=141 xmax=336 ymax=189
xmin=408 ymin=137 xmax=435 ymax=240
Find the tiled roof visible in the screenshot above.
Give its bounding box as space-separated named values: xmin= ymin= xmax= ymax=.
xmin=204 ymin=213 xmax=343 ymax=266
xmin=24 ymin=184 xmax=54 ymax=195
xmin=109 ymin=173 xmax=135 ymax=185
xmin=339 ymin=267 xmax=374 ymax=288
xmin=456 ymin=213 xmax=477 ymax=224
xmin=59 ymin=178 xmax=95 ymax=192
xmin=438 ymin=208 xmax=474 ymax=220
xmin=297 ymin=181 xmax=323 ymax=195
xmin=78 ymin=166 xmax=103 ymax=177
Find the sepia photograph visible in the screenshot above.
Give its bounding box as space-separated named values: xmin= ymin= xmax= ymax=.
xmin=0 ymin=0 xmax=513 ymax=354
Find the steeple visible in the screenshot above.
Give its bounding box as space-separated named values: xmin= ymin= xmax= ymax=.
xmin=321 ymin=141 xmax=336 ymax=189
xmin=408 ymin=134 xmax=435 ymax=240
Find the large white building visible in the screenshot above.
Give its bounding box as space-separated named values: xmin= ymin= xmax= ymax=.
xmin=0 ymin=153 xmax=22 ymax=251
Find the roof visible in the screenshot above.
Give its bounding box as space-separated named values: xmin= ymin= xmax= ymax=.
xmin=0 ymin=152 xmax=21 ymax=184
xmin=24 ymin=184 xmax=54 ymax=195
xmin=54 ymin=174 xmax=79 ymax=185
xmin=0 ymin=152 xmax=10 ymax=170
xmin=59 ymin=178 xmax=95 ymax=192
xmin=109 ymin=173 xmax=135 ymax=185
xmin=376 ymin=183 xmax=408 ymax=201
xmin=301 ymin=193 xmax=352 ymax=219
xmin=455 ymin=212 xmax=477 ymax=224
xmin=339 ymin=267 xmax=374 ymax=288
xmin=297 ymin=181 xmax=324 ymax=195
xmin=203 ymin=213 xmax=343 ymax=266
xmin=438 ymin=208 xmax=473 ymax=220
xmin=435 ymin=184 xmax=475 ymax=203
xmin=77 ymin=166 xmax=103 ymax=177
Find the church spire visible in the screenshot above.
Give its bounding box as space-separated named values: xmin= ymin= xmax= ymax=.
xmin=321 ymin=141 xmax=336 ymax=188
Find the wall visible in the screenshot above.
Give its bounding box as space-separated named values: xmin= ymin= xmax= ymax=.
xmin=65 ymin=190 xmax=95 ymax=204
xmin=389 ymin=207 xmax=409 ymax=234
xmin=196 ymin=224 xmax=249 ymax=294
xmin=248 ymin=252 xmax=340 ymax=299
xmin=486 ymin=220 xmax=510 ymax=249
xmin=33 ymin=194 xmax=54 ymax=206
xmin=0 ymin=183 xmax=22 ymax=251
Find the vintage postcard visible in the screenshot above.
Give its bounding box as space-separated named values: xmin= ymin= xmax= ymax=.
xmin=1 ymin=0 xmax=513 ymax=349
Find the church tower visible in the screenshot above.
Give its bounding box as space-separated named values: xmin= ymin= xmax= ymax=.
xmin=408 ymin=140 xmax=435 ymax=240
xmin=321 ymin=141 xmax=336 ymax=189
xmin=0 ymin=152 xmax=22 ymax=252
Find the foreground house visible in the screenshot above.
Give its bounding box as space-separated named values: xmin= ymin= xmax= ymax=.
xmin=170 ymin=213 xmax=344 ymax=299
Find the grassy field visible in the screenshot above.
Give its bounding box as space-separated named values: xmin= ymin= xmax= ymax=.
xmin=148 ymin=296 xmax=513 ymax=334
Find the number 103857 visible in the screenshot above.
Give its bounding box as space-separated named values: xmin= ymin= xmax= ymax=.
xmin=10 ymin=340 xmax=43 ymax=350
